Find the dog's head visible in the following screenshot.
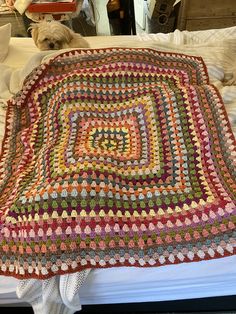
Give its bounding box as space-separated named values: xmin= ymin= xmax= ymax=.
xmin=30 ymin=21 xmax=73 ymax=51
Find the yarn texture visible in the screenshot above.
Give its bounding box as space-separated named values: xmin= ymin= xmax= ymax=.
xmin=0 ymin=48 xmax=235 ymax=279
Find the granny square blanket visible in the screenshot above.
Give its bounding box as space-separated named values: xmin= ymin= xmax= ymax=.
xmin=0 ymin=48 xmax=235 ymax=279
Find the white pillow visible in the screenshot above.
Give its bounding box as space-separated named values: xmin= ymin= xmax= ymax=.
xmin=0 ymin=23 xmax=11 ymax=62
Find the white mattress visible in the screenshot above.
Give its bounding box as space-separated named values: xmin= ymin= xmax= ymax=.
xmin=0 ymin=27 xmax=236 ymax=307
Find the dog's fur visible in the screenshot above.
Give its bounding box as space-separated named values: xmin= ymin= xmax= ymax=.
xmin=30 ymin=20 xmax=89 ymax=51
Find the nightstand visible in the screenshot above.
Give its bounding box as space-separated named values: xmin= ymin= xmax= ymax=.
xmin=177 ymin=0 xmax=236 ymax=31
xmin=0 ymin=10 xmax=27 ymax=36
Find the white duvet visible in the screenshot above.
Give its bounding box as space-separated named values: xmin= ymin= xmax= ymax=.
xmin=0 ymin=27 xmax=236 ymax=313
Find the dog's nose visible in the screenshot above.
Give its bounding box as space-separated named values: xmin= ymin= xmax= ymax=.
xmin=49 ymin=43 xmax=55 ymax=49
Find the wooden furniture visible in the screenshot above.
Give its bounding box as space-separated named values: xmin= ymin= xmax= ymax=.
xmin=0 ymin=10 xmax=27 ymax=36
xmin=177 ymin=0 xmax=236 ymax=31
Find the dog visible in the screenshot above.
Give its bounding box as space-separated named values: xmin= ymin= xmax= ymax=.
xmin=30 ymin=20 xmax=89 ymax=51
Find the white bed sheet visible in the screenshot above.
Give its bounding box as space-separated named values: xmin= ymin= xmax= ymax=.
xmin=0 ymin=27 xmax=236 ymax=307
xmin=1 ymin=255 xmax=236 ymax=305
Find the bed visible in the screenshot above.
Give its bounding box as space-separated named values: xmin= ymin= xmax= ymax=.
xmin=0 ymin=24 xmax=236 ymax=313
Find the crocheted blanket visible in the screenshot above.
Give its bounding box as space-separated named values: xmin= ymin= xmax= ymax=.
xmin=0 ymin=48 xmax=235 ymax=279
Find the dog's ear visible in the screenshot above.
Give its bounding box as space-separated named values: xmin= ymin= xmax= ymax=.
xmin=29 ymin=23 xmax=39 ymax=43
xmin=61 ymin=24 xmax=74 ymax=43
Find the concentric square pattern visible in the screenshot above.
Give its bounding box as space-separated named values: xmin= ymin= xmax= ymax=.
xmin=20 ymin=53 xmax=213 ymax=210
xmin=1 ymin=48 xmax=235 ymax=279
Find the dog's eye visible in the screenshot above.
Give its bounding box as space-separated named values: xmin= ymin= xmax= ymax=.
xmin=43 ymin=38 xmax=48 ymax=42
xmin=55 ymin=40 xmax=61 ymax=45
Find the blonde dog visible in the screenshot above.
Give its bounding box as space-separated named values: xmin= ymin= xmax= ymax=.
xmin=30 ymin=20 xmax=89 ymax=51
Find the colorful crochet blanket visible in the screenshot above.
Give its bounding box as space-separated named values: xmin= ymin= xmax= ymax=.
xmin=0 ymin=48 xmax=235 ymax=279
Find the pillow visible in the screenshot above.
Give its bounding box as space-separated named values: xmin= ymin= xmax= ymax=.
xmin=0 ymin=23 xmax=11 ymax=62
